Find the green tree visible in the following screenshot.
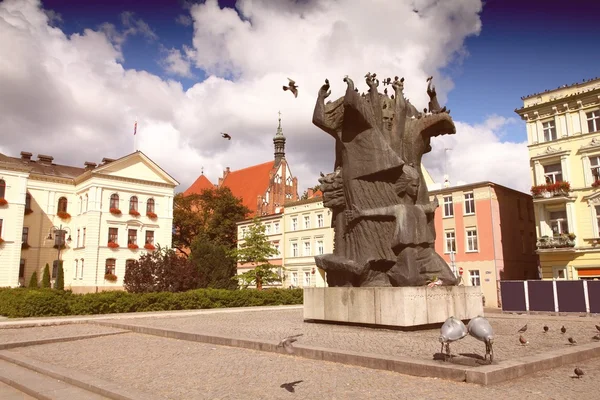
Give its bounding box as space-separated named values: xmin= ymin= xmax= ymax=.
xmin=189 ymin=234 xmax=238 ymax=290
xmin=28 ymin=271 xmax=38 ymax=288
xmin=54 ymin=261 xmax=64 ymax=290
xmin=41 ymin=264 xmax=51 ymax=288
xmin=234 ymin=218 xmax=280 ymax=290
xmin=173 ymin=187 xmax=250 ymax=256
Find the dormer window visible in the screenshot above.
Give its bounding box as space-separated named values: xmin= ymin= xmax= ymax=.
xmin=542 ymin=121 xmax=557 ymax=142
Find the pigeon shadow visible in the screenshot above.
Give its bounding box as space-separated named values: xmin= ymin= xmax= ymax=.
xmin=458 ymin=352 xmax=485 ymax=360
xmin=280 ymin=380 xmax=304 ymax=393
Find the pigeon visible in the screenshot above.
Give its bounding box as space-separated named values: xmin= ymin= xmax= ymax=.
xmin=283 ymin=78 xmax=298 ymax=98
xmin=596 ymin=324 xmax=600 ymax=332
xmin=519 ymin=335 xmax=529 ymax=346
xmin=277 ymin=333 xmax=303 ymax=354
xmin=280 ymin=380 xmax=303 ymax=393
xmin=518 ymin=324 xmax=528 ymax=333
xmin=574 ymin=367 xmax=584 ymax=379
xmin=543 ymin=325 xmax=549 ymax=333
xmin=592 ymin=334 xmax=600 ymax=341
xmin=561 ymin=325 xmax=567 ymax=334
xmin=568 ymin=337 xmax=577 ymax=345
xmin=221 ymin=132 xmax=231 ymax=140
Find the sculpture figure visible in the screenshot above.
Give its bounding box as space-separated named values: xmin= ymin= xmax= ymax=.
xmin=467 ymin=316 xmax=495 ymax=362
xmin=439 ymin=316 xmax=468 ymax=362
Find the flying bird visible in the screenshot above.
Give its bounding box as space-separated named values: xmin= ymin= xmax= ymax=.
xmin=595 ymin=324 xmax=600 ymax=332
xmin=220 ymin=132 xmax=231 ymax=140
xmin=280 ymin=380 xmax=303 ymax=393
xmin=574 ymin=367 xmax=585 ymax=379
xmin=283 ymin=78 xmax=298 ymax=98
xmin=278 ymin=333 xmax=303 ymax=354
xmin=519 ymin=335 xmax=529 ymax=346
xmin=568 ymin=337 xmax=577 ymax=345
xmin=518 ymin=324 xmax=528 ymax=333
xmin=543 ymin=325 xmax=549 ymax=333
xmin=561 ymin=325 xmax=567 ymax=334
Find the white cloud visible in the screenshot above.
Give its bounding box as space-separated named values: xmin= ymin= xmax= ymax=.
xmin=160 ymin=46 xmax=194 ymax=78
xmin=175 ymin=14 xmax=192 ymax=26
xmin=0 ymin=0 xmax=529 ymax=197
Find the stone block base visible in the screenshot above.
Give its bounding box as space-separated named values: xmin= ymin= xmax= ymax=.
xmin=303 ymin=286 xmax=483 ymax=329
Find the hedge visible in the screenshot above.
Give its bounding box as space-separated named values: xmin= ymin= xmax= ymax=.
xmin=0 ymin=288 xmax=303 ymax=318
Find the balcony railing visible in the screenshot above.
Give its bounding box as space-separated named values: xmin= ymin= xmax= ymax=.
xmin=536 ymin=233 xmax=576 ymax=249
xmin=531 ymin=181 xmax=570 ymax=198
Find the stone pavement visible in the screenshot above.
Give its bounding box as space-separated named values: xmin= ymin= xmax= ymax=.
xmin=0 ymin=381 xmax=36 ymax=400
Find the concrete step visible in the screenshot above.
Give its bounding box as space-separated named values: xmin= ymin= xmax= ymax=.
xmin=0 ymin=359 xmax=111 ymax=400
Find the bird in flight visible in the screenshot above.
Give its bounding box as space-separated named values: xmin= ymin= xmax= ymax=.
xmin=277 ymin=333 xmax=303 ymax=354
xmin=221 ymin=132 xmax=231 ymax=140
xmin=280 ymin=380 xmax=304 ymax=393
xmin=283 ymin=78 xmax=298 ymax=98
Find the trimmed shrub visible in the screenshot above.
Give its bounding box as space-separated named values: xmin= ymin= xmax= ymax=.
xmin=41 ymin=264 xmax=51 ymax=288
xmin=28 ymin=271 xmax=38 ymax=288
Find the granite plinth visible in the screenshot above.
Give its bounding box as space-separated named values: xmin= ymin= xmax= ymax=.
xmin=304 ymin=286 xmax=483 ymax=329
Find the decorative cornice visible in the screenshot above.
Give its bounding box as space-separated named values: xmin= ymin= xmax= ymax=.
xmin=531 ymin=146 xmax=571 ymax=162
xmin=578 ymin=137 xmax=600 ymax=154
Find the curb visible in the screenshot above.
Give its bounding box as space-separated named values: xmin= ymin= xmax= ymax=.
xmin=0 ymin=330 xmax=129 ymax=351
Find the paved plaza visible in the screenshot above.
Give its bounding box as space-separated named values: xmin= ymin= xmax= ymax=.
xmin=1 ymin=306 xmax=600 ymax=399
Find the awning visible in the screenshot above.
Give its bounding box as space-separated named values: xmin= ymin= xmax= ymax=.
xmin=577 ymin=268 xmax=600 ymax=276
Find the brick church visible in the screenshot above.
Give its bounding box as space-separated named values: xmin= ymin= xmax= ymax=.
xmin=184 ymin=115 xmax=299 ymax=216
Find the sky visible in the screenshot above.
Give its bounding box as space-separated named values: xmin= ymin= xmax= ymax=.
xmin=1 ymin=0 xmax=600 ymax=195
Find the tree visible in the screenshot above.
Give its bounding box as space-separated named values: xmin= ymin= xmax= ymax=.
xmin=54 ymin=261 xmax=64 ymax=290
xmin=189 ymin=234 xmax=238 ymax=290
xmin=234 ymin=218 xmax=280 ymax=290
xmin=123 ymin=245 xmax=199 ymax=293
xmin=41 ymin=264 xmax=51 ymax=288
xmin=172 ymin=187 xmax=250 ymax=256
xmin=28 ymin=271 xmax=38 ymax=288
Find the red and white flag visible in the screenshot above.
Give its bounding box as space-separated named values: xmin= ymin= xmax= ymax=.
xmin=133 ymin=120 xmax=137 ymax=136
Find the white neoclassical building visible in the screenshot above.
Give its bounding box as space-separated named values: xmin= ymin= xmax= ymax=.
xmin=0 ymin=151 xmax=178 ymax=292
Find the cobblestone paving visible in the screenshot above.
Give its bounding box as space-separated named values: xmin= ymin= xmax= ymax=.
xmin=0 ymin=324 xmax=127 ymax=344
xmin=115 ymin=309 xmax=600 ymax=363
xmin=10 ymin=333 xmax=600 ymax=400
xmin=0 ymin=381 xmax=36 ymax=400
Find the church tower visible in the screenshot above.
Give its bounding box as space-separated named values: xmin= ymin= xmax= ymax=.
xmin=273 ymin=111 xmax=286 ymax=164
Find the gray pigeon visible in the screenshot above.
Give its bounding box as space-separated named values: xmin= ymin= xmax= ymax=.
xmin=278 ymin=334 xmax=303 ymax=354
xmin=568 ymin=337 xmax=577 ymax=345
xmin=592 ymin=334 xmax=600 ymax=341
xmin=518 ymin=324 xmax=528 ymax=333
xmin=574 ymin=367 xmax=584 ymax=379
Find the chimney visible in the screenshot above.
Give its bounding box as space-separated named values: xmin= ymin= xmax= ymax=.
xmin=20 ymin=151 xmax=32 ymax=161
xmin=84 ymin=161 xmax=97 ymax=170
xmin=307 ymin=188 xmax=314 ymax=198
xmin=101 ymin=157 xmax=115 ymax=164
xmin=37 ymin=154 xmax=54 ymax=165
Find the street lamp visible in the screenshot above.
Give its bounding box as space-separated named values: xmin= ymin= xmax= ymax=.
xmin=46 ymin=224 xmax=72 ymax=278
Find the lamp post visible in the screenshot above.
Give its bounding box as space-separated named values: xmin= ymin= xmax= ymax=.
xmin=46 ymin=224 xmax=72 ymax=279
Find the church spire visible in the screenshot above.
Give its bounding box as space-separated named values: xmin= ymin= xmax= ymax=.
xmin=274 ymin=110 xmax=286 ymax=164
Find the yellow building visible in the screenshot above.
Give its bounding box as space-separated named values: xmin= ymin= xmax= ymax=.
xmin=0 ymin=151 xmax=178 ymax=292
xmin=515 ymin=77 xmax=600 ymax=280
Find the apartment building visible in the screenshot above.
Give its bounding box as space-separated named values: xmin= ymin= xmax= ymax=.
xmin=515 ymin=77 xmax=600 ymax=280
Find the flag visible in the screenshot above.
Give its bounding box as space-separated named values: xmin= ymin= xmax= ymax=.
xmin=133 ymin=121 xmax=137 ymax=136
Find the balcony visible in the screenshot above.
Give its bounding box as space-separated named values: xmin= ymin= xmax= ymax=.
xmin=536 ymin=233 xmax=576 ymax=251
xmin=531 ymin=182 xmax=574 ymax=204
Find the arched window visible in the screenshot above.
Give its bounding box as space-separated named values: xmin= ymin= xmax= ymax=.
xmin=57 ymin=197 xmax=68 ymax=213
xmin=25 ymin=193 xmax=32 ymax=210
xmin=110 ymin=194 xmax=119 ymax=209
xmin=146 ymin=198 xmax=155 ymax=213
xmin=105 ymin=258 xmax=116 ymax=275
xmin=0 ymin=179 xmax=5 ymax=198
xmin=129 ymin=196 xmax=138 ymax=211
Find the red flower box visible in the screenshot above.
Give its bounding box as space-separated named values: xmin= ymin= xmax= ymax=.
xmin=24 ymin=208 xmax=33 ymax=215
xmin=129 ymin=209 xmax=140 ymax=217
xmin=104 ymin=273 xmax=118 ymax=282
xmin=146 ymin=211 xmax=157 ymax=219
xmin=57 ymin=211 xmax=71 ymax=220
xmin=107 ymin=242 xmax=119 ymax=249
xmin=128 ymin=243 xmax=139 ymax=250
xmin=144 ymin=243 xmax=156 ymax=250
xmin=0 ymin=198 xmax=7 ymax=206
xmin=110 ymin=208 xmax=122 ymax=215
xmin=593 ymin=180 xmax=600 ymax=188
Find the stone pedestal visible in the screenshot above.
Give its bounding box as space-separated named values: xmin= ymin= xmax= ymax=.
xmin=303 ymin=286 xmax=483 ymax=329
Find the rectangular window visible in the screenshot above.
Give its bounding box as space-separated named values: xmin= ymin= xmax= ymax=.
xmin=317 ymin=214 xmax=324 ymax=228
xmin=76 ymin=228 xmax=80 ymax=247
xmin=82 ymin=228 xmax=86 ymax=247
xmin=590 ymin=155 xmax=600 ymax=183
xmin=469 ymin=269 xmax=481 ymax=286
xmin=304 ymin=215 xmax=310 ymax=229
xmin=291 ymin=242 xmax=298 ymax=257
xmin=22 ymin=227 xmax=29 ymax=244
xmin=304 ymin=271 xmax=311 ymax=287
xmin=587 ymin=110 xmax=600 ymax=133
xmin=292 ymin=218 xmax=298 ymax=231
xmin=443 ymin=196 xmax=453 ymax=217
xmin=466 ymin=228 xmax=478 ymax=252
xmin=316 ymin=240 xmax=324 ymax=255
xmin=542 ymin=120 xmax=557 ymax=141
xmin=273 ymin=243 xmax=280 ymax=257
xmin=145 ymin=230 xmax=154 ymax=245
xmin=543 ymin=163 xmax=563 ymax=184
xmin=241 ymin=228 xmax=246 ymax=239
xmin=74 ymin=260 xmax=78 ymax=279
xmin=108 ymin=227 xmax=118 ymax=244
xmin=444 ymin=230 xmax=456 ymax=253
xmin=105 ymin=259 xmax=116 ymax=275
xmin=25 ymin=193 xmax=31 ymax=210
xmin=80 ymin=259 xmax=84 ymax=279
xmin=274 ymin=222 xmax=280 ymax=233
xmin=549 ymin=210 xmax=569 ymax=235
xmin=128 ymin=229 xmax=137 ymax=245
xmin=292 ymin=272 xmax=298 ymax=286
xmin=596 ymin=206 xmax=600 ymax=236
xmin=303 ymin=241 xmax=311 ymax=256
xmin=464 ymin=192 xmax=475 ymax=215
xmin=265 ymin=224 xmax=271 ymax=234
xmin=19 ymin=259 xmax=25 ymax=278
xmin=553 ymin=266 xmax=567 ymax=280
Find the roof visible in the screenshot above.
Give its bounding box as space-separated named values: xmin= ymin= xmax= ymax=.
xmin=428 ymin=180 xmax=532 ymax=198
xmin=184 ymin=173 xmax=215 ymax=196
xmin=0 ymin=152 xmax=85 ymax=179
xmin=220 ymin=161 xmax=275 ymax=213
xmin=520 ymin=76 xmax=600 ymax=100
xmin=284 ymin=195 xmax=323 ymax=207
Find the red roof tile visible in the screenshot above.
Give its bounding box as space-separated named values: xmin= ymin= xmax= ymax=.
xmin=184 ymin=174 xmax=215 ymax=196
xmin=221 ymin=161 xmax=275 ymax=214
xmin=311 ymin=190 xmax=323 ymax=198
